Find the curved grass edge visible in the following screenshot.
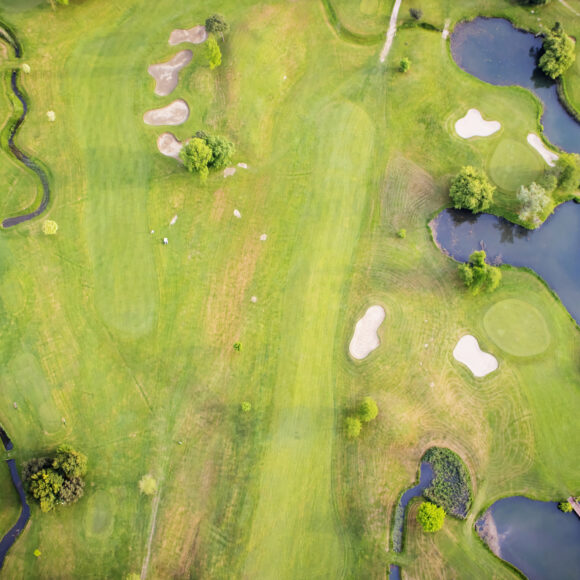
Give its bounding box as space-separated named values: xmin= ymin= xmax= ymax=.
xmin=320 ymin=0 xmax=384 ymax=46
xmin=0 ymin=19 xmax=52 ymax=229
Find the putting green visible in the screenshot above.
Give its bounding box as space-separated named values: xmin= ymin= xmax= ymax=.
xmin=488 ymin=139 xmax=543 ymax=192
xmin=483 ymin=299 xmax=550 ymax=356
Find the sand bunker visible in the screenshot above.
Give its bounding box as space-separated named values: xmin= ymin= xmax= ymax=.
xmin=455 ymin=109 xmax=501 ymax=139
xmin=453 ymin=335 xmax=498 ymax=378
xmin=349 ymin=305 xmax=386 ymax=360
xmin=169 ymin=26 xmax=208 ymax=46
xmin=224 ymin=167 xmax=236 ymax=178
xmin=144 ymin=99 xmax=189 ymax=126
xmin=157 ymin=132 xmax=183 ymax=160
xmin=527 ymin=133 xmax=559 ymax=167
xmin=148 ymin=50 xmax=193 ymax=96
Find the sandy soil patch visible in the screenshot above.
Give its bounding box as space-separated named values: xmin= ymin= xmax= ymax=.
xmin=455 ymin=109 xmax=501 ymax=139
xmin=148 ymin=50 xmax=193 ymax=96
xmin=224 ymin=167 xmax=236 ymax=178
xmin=349 ymin=305 xmax=386 ymax=360
xmin=157 ymin=132 xmax=183 ymax=160
xmin=169 ymin=26 xmax=208 ymax=46
xmin=453 ymin=335 xmax=498 ymax=377
xmin=527 ymin=133 xmax=559 ymax=167
xmin=442 ymin=19 xmax=450 ymax=39
xmin=144 ymin=99 xmax=189 ymax=126
xmin=237 ymin=162 xmax=248 ymax=169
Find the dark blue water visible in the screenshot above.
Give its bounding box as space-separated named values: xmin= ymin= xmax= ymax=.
xmin=392 ymin=462 xmax=434 ymax=552
xmin=477 ymin=497 xmax=580 ymax=580
xmin=389 ymin=564 xmax=401 ymax=579
xmin=432 ymin=201 xmax=580 ymax=323
xmin=451 ymin=18 xmax=580 ymax=154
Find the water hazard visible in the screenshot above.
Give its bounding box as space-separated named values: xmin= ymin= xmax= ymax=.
xmin=476 ymin=496 xmax=580 ymax=579
xmin=432 ymin=201 xmax=580 ymax=324
xmin=451 ymin=18 xmax=580 ymax=154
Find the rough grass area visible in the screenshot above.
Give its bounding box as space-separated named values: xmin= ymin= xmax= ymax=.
xmin=0 ymin=0 xmax=578 ymax=578
xmin=484 ymin=298 xmax=551 ymax=356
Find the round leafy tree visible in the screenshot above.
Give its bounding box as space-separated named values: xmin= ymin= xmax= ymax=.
xmin=449 ymin=166 xmax=495 ymax=214
xmin=417 ymin=501 xmax=446 ymax=532
xmin=205 ymin=14 xmax=230 ymax=40
xmin=358 ymin=397 xmax=378 ymax=423
xmin=539 ymin=22 xmax=576 ymax=79
xmin=558 ymin=500 xmax=573 ymax=513
xmin=345 ymin=416 xmax=362 ymax=439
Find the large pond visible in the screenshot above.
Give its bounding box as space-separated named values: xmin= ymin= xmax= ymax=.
xmin=476 ymin=496 xmax=580 ymax=579
xmin=451 ymin=18 xmax=580 ymax=154
xmin=431 ymin=201 xmax=580 ymax=324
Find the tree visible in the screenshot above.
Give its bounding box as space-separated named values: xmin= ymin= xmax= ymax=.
xmin=359 ymin=397 xmax=379 ymax=423
xmin=558 ymin=500 xmax=573 ymax=512
xmin=205 ymin=36 xmax=222 ymax=70
xmin=555 ymin=153 xmax=580 ymax=194
xmin=399 ymin=58 xmax=411 ymax=73
xmin=539 ymin=22 xmax=576 ymax=79
xmin=28 ymin=469 xmax=63 ymax=513
xmin=139 ymin=474 xmax=158 ymax=496
xmin=205 ymin=135 xmax=235 ymax=169
xmin=417 ymin=501 xmax=446 ymax=532
xmin=450 ymin=166 xmax=495 ymax=213
xmin=42 ymin=220 xmax=58 ymax=235
xmin=205 ymin=14 xmax=230 ymax=40
xmin=58 ymin=477 xmax=85 ymax=505
xmin=458 ymin=250 xmax=502 ymax=294
xmin=397 ymin=228 xmax=407 ymax=239
xmin=53 ymin=444 xmax=88 ymax=479
xmin=517 ymin=182 xmax=550 ymax=225
xmin=409 ymin=8 xmax=423 ymax=20
xmin=180 ymin=138 xmax=212 ymax=181
xmin=345 ymin=416 xmax=362 ymax=439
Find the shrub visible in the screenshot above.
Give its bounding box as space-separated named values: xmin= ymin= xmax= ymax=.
xmin=233 ymin=342 xmax=242 ymax=352
xmin=399 ymin=58 xmax=411 ymax=73
xmin=422 ymin=447 xmax=473 ymax=518
xmin=397 ymin=228 xmax=407 ymax=239
xmin=458 ymin=250 xmax=502 ymax=295
xmin=409 ymin=8 xmax=423 ymax=20
xmin=42 ymin=220 xmax=58 ymax=235
xmin=558 ymin=500 xmax=573 ymax=512
xmin=345 ymin=416 xmax=362 ymax=439
xmin=205 ymin=36 xmax=222 ymax=70
xmin=241 ymin=401 xmax=252 ymax=412
xmin=358 ymin=397 xmax=378 ymax=423
xmin=139 ymin=474 xmax=158 ymax=496
xmin=555 ymin=153 xmax=580 ymax=194
xmin=417 ymin=501 xmax=445 ymax=532
xmin=450 ymin=166 xmax=495 ymax=213
xmin=539 ymin=22 xmax=576 ymax=79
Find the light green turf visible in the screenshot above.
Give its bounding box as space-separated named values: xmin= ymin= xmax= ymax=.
xmin=0 ymin=0 xmax=578 ymax=579
xmin=484 ymin=298 xmax=551 ymax=356
xmin=489 ymin=139 xmax=544 ymax=192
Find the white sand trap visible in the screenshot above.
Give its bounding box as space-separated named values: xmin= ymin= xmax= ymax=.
xmin=233 ymin=209 xmax=241 ymax=218
xmin=527 ymin=133 xmax=559 ymax=167
xmin=148 ymin=50 xmax=193 ymax=96
xmin=224 ymin=167 xmax=236 ymax=178
xmin=349 ymin=305 xmax=386 ymax=360
xmin=157 ymin=132 xmax=183 ymax=160
xmin=144 ymin=99 xmax=189 ymax=126
xmin=442 ymin=19 xmax=450 ymax=39
xmin=455 ymin=109 xmax=501 ymax=139
xmin=169 ymin=26 xmax=208 ymax=46
xmin=453 ymin=335 xmax=498 ymax=377
xmin=259 ymin=234 xmax=267 ymax=241
xmin=46 ymin=110 xmax=55 ymax=122
xmin=170 ymin=215 xmax=178 ymax=225
xmin=237 ymin=162 xmax=248 ymax=169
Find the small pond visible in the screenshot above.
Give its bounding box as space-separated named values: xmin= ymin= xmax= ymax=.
xmin=476 ymin=496 xmax=580 ymax=579
xmin=431 ymin=201 xmax=580 ymax=324
xmin=391 ymin=462 xmax=434 ymax=552
xmin=451 ymin=18 xmax=580 ymax=154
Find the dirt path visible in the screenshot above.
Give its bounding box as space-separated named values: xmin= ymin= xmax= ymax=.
xmin=379 ymin=0 xmax=402 ymax=63
xmin=140 ymin=487 xmax=162 ymax=580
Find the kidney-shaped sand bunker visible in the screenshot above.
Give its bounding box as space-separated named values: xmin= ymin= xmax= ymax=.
xmin=453 ymin=335 xmax=498 ymax=377
xmin=349 ymin=305 xmax=386 ymax=360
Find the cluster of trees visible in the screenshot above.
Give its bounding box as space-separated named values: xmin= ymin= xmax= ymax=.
xmin=345 ymin=397 xmax=379 ymax=439
xmin=204 ymin=14 xmax=230 ymax=69
xmin=23 ymin=445 xmax=88 ymax=512
xmin=180 ymin=131 xmax=235 ymax=181
xmin=449 ymin=166 xmax=495 ymax=214
xmin=417 ymin=501 xmax=446 ymax=532
xmin=539 ymin=23 xmax=576 ymax=80
xmin=458 ymin=250 xmax=502 ymax=294
xmin=517 ymin=182 xmax=550 ymax=225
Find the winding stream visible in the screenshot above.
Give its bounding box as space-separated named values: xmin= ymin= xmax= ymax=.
xmin=0 ymin=23 xmax=51 ymax=228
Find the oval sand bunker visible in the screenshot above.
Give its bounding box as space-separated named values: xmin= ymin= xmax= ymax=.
xmin=157 ymin=132 xmax=183 ymax=160
xmin=349 ymin=305 xmax=386 ymax=360
xmin=169 ymin=26 xmax=208 ymax=45
xmin=455 ymin=109 xmax=501 ymax=139
xmin=144 ymin=99 xmax=189 ymax=126
xmin=148 ymin=50 xmax=193 ymax=96
xmin=453 ymin=335 xmax=498 ymax=377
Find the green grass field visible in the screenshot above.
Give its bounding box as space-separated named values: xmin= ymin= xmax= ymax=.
xmin=0 ymin=0 xmax=578 ymax=578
